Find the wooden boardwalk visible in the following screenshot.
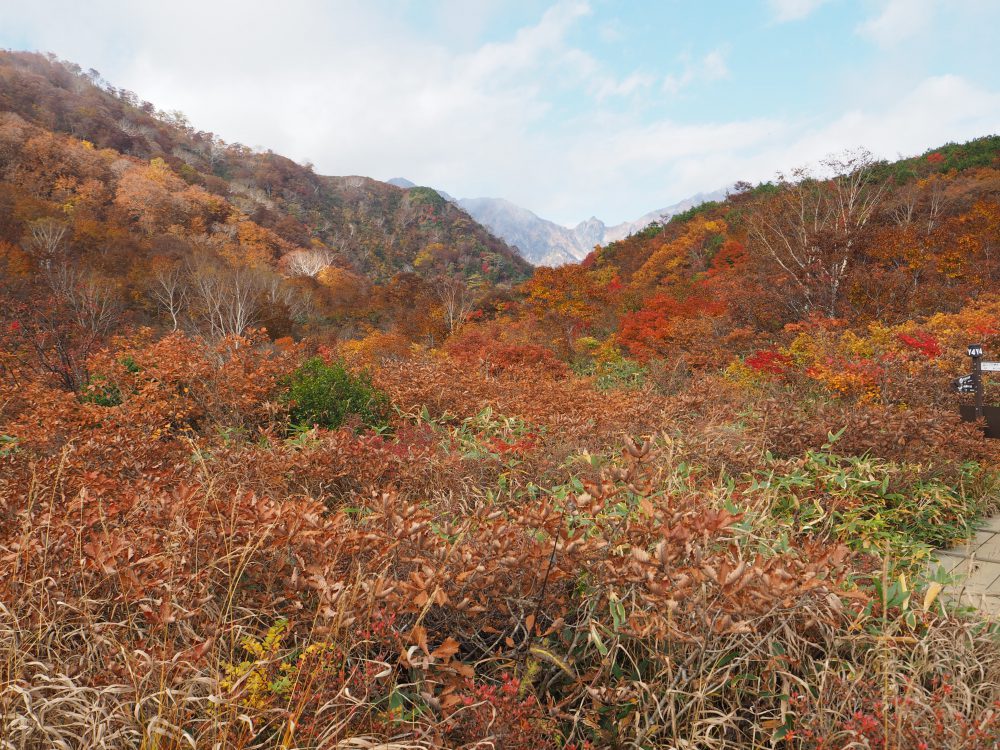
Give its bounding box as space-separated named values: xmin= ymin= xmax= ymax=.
xmin=932 ymin=515 xmax=1000 ymax=614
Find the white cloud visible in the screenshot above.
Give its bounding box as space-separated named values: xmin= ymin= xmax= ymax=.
xmin=768 ymin=0 xmax=831 ymax=23
xmin=598 ymin=19 xmax=625 ymax=42
xmin=589 ymin=73 xmax=1000 ymax=223
xmin=702 ymin=50 xmax=729 ymax=81
xmin=593 ymin=71 xmax=657 ymax=101
xmin=662 ymin=49 xmax=729 ymax=94
xmin=857 ymin=0 xmax=935 ymax=45
xmin=0 ymin=1 xmax=997 ymax=226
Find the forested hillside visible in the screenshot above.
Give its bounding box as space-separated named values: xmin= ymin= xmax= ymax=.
xmin=4 ymin=50 xmax=1000 ymax=750
xmin=0 ymin=51 xmax=529 ymax=356
xmin=476 ymin=141 xmax=1000 ymax=364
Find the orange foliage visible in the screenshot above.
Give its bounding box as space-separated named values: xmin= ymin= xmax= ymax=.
xmin=617 ymin=292 xmax=726 ymax=363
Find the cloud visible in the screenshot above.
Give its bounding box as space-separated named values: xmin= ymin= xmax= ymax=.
xmin=585 ymin=73 xmax=1000 ymax=223
xmin=662 ymin=49 xmax=729 ymax=94
xmin=702 ymin=50 xmax=729 ymax=81
xmin=0 ymin=1 xmax=997 ymax=226
xmin=767 ymin=0 xmax=831 ymax=23
xmin=593 ymin=71 xmax=657 ymax=101
xmin=598 ymin=19 xmax=625 ymax=42
xmin=857 ymin=0 xmax=935 ymax=45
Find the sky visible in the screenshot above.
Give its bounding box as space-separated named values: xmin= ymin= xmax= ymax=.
xmin=1 ymin=0 xmax=999 ymax=226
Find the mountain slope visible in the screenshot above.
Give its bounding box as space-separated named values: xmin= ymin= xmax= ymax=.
xmin=599 ymin=189 xmax=730 ymax=244
xmin=454 ymin=190 xmax=729 ymax=265
xmin=383 ymin=178 xmax=732 ymax=266
xmin=0 ymin=51 xmax=530 ymax=286
xmin=457 ymin=197 xmax=584 ymax=266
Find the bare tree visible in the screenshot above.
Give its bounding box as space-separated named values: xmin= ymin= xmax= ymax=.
xmin=745 ymin=150 xmax=888 ymax=317
xmin=150 ymin=264 xmax=189 ymax=331
xmin=890 ymin=181 xmax=918 ymax=228
xmin=25 ymin=217 xmax=69 ymax=269
xmin=891 ymin=173 xmax=951 ymax=235
xmin=26 ymin=264 xmax=122 ymax=390
xmin=285 ymin=247 xmax=334 ymax=277
xmin=186 ymin=258 xmax=266 ymax=340
xmin=66 ymin=273 xmax=122 ymax=338
xmin=261 ymin=271 xmax=314 ymax=323
xmin=117 ymin=117 xmax=143 ymax=137
xmin=39 ymin=262 xmax=121 ymax=336
xmin=434 ymin=275 xmax=477 ymax=335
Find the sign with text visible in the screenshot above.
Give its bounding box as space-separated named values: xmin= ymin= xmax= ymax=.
xmin=959 ymin=343 xmax=1000 ymax=438
xmin=954 ymin=374 xmax=977 ymax=393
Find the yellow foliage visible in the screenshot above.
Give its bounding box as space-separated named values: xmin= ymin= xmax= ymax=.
xmin=221 ymin=619 xmax=290 ymax=709
xmin=340 ymin=329 xmax=414 ymax=368
xmin=220 ymin=619 xmax=343 ymax=715
xmin=839 ymin=330 xmax=875 ymax=359
xmin=723 ymin=359 xmax=769 ymax=389
xmin=786 ymin=333 xmax=820 ymax=367
xmin=630 ymin=218 xmax=727 ymax=291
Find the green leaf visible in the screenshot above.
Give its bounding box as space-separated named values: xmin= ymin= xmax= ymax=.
xmin=609 ymin=596 xmax=626 ymax=631
xmin=589 ymin=622 xmax=609 ymax=656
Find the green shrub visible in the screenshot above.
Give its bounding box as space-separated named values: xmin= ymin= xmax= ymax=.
xmin=755 ymin=444 xmax=982 ymax=569
xmin=282 ymin=357 xmax=391 ymax=433
xmin=668 ymin=200 xmax=722 ymax=225
xmin=572 ymin=357 xmax=648 ymax=391
xmin=79 ymin=376 xmax=123 ymax=407
xmin=0 ymin=434 xmax=16 ymax=456
xmin=406 ymin=186 xmax=446 ymax=208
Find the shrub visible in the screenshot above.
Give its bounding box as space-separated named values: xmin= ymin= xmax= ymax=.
xmin=78 ymin=375 xmax=123 ymax=407
xmin=486 ymin=343 xmax=569 ymax=379
xmin=757 ymin=445 xmax=982 ymax=567
xmin=282 ymin=356 xmax=391 ymax=432
xmin=573 ymin=356 xmax=648 ymax=390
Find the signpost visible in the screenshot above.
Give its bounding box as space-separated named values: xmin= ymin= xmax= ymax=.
xmin=957 ymin=343 xmax=1000 ymax=437
xmin=970 ymin=343 xmax=984 ymax=419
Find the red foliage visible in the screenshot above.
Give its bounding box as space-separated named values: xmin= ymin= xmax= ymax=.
xmin=617 ymin=292 xmax=726 ymax=362
xmin=442 ymin=675 xmax=556 ymax=749
xmin=793 ymin=676 xmax=1000 ymax=749
xmin=745 ymin=348 xmax=792 ymax=375
xmin=444 ymin=324 xmax=570 ymax=379
xmin=898 ymin=330 xmax=942 ymax=358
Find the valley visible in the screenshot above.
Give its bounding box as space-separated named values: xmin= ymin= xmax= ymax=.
xmin=2 ymin=47 xmax=1000 ymax=750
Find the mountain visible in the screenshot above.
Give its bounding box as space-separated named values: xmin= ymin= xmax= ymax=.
xmin=386 ymin=177 xmax=416 ymax=188
xmin=599 ymin=190 xmax=730 ymax=244
xmin=456 ymin=189 xmax=731 ymax=266
xmin=0 ymin=51 xmax=530 ymax=288
xmin=387 ymin=179 xmax=730 ymax=265
xmin=0 ymin=50 xmax=537 ymax=351
xmin=455 ymin=197 xmax=584 ymax=266
xmin=388 ymin=178 xmax=458 ymax=202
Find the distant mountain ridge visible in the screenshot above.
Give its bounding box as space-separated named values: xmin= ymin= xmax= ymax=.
xmin=386 ymin=179 xmax=729 ymax=265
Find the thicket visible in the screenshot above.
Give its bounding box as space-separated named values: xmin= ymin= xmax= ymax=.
xmin=3 ymin=320 xmax=1000 ymax=749
xmin=282 ymin=356 xmax=391 ymax=433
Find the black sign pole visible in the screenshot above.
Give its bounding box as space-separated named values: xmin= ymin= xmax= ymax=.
xmin=971 ymin=344 xmax=984 ymax=419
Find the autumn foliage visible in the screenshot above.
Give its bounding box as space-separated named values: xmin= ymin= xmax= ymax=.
xmin=3 ymin=50 xmax=1000 ymax=749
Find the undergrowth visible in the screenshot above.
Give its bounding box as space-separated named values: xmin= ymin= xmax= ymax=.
xmin=2 ymin=332 xmax=1000 ymax=749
